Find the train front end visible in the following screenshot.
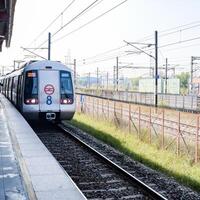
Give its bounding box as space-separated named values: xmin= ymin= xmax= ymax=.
xmin=22 ymin=61 xmax=75 ymax=121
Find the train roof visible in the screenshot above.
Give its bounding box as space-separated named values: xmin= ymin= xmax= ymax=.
xmin=1 ymin=60 xmax=72 ymax=78
xmin=23 ymin=60 xmax=72 ymax=71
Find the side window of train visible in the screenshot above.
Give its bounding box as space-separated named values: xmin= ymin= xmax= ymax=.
xmin=6 ymin=79 xmax=8 ymax=97
xmin=4 ymin=79 xmax=6 ymax=96
xmin=9 ymin=78 xmax=12 ymax=100
xmin=2 ymin=80 xmax=5 ymax=94
xmin=0 ymin=80 xmax=3 ymax=92
xmin=8 ymin=78 xmax=10 ymax=99
xmin=17 ymin=76 xmax=21 ymax=105
xmin=5 ymin=79 xmax=8 ymax=96
xmin=3 ymin=79 xmax=5 ymax=94
xmin=17 ymin=75 xmax=23 ymax=106
xmin=11 ymin=77 xmax=14 ymax=102
xmin=13 ymin=76 xmax=18 ymax=104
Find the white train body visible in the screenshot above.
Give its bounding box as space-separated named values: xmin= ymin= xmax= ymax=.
xmin=0 ymin=60 xmax=75 ymax=121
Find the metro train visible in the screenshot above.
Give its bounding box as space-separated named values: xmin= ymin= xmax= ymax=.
xmin=0 ymin=60 xmax=75 ymax=121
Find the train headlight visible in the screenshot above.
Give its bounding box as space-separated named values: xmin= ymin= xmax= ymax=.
xmin=25 ymin=98 xmax=39 ymax=104
xmin=61 ymin=98 xmax=73 ymax=104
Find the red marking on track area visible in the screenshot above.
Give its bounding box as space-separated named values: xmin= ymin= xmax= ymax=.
xmin=44 ymin=84 xmax=55 ymax=95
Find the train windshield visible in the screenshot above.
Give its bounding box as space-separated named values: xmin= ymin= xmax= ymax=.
xmin=60 ymin=71 xmax=73 ymax=96
xmin=24 ymin=70 xmax=38 ymax=100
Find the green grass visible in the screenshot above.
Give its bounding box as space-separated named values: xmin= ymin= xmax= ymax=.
xmin=67 ymin=112 xmax=200 ymax=192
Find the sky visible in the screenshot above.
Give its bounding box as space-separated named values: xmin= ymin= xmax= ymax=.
xmin=1 ymin=0 xmax=200 ymax=78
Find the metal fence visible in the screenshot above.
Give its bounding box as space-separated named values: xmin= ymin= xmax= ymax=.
xmin=76 ymin=93 xmax=200 ymax=163
xmin=76 ymin=89 xmax=199 ymax=112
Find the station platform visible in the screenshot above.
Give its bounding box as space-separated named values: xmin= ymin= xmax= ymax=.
xmin=0 ymin=94 xmax=86 ymax=200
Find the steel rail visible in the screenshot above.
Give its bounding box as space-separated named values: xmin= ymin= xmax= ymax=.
xmin=58 ymin=123 xmax=168 ymax=200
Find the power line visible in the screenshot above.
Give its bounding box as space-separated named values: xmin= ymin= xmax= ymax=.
xmin=160 ymin=20 xmax=200 ymax=34
xmin=35 ymin=0 xmax=102 ymax=50
xmin=53 ymin=0 xmax=129 ymax=43
xmin=27 ymin=0 xmax=76 ymax=47
xmin=77 ymin=44 xmax=127 ymax=63
xmin=159 ymin=35 xmax=200 ymax=48
xmin=160 ymin=42 xmax=200 ymax=53
xmin=21 ymin=47 xmax=47 ymax=60
xmin=78 ymin=51 xmax=127 ymax=65
xmin=126 ymin=35 xmax=200 ymax=57
xmin=83 ymin=35 xmax=200 ymax=65
xmin=159 ymin=23 xmax=200 ymax=38
xmin=137 ymin=20 xmax=200 ymax=42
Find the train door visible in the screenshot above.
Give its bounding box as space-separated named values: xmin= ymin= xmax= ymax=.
xmin=38 ymin=70 xmax=60 ymax=112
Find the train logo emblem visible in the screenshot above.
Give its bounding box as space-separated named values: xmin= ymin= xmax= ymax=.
xmin=44 ymin=84 xmax=55 ymax=95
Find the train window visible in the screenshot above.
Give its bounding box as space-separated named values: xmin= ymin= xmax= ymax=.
xmin=13 ymin=76 xmax=18 ymax=104
xmin=11 ymin=77 xmax=14 ymax=102
xmin=60 ymin=71 xmax=73 ymax=95
xmin=27 ymin=72 xmax=36 ymax=77
xmin=17 ymin=75 xmax=23 ymax=106
xmin=2 ymin=79 xmax=5 ymax=94
xmin=6 ymin=79 xmax=9 ymax=97
xmin=60 ymin=71 xmax=73 ymax=104
xmin=24 ymin=70 xmax=38 ymax=104
xmin=8 ymin=78 xmax=12 ymax=100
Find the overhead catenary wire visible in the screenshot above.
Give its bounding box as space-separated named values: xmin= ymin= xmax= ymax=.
xmin=159 ymin=35 xmax=200 ymax=49
xmin=137 ymin=20 xmax=200 ymax=42
xmin=27 ymin=0 xmax=76 ymax=47
xmin=78 ymin=51 xmax=127 ymax=66
xmin=159 ymin=42 xmax=200 ymax=53
xmin=35 ymin=0 xmax=102 ymax=51
xmin=52 ymin=0 xmax=129 ymax=43
xmin=24 ymin=0 xmax=200 ymax=73
xmin=77 ymin=34 xmax=200 ymax=66
xmin=77 ymin=44 xmax=127 ymax=63
xmin=158 ymin=23 xmax=200 ymax=38
xmin=127 ymin=35 xmax=200 ymax=56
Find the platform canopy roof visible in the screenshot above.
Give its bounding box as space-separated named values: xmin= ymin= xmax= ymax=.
xmin=0 ymin=0 xmax=17 ymax=52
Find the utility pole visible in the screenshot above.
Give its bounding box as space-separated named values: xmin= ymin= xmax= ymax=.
xmin=190 ymin=56 xmax=200 ymax=94
xmin=107 ymin=72 xmax=109 ymax=90
xmin=123 ymin=30 xmax=158 ymax=107
xmin=48 ymin=32 xmax=51 ymax=60
xmin=165 ymin=58 xmax=168 ymax=94
xmin=116 ymin=57 xmax=119 ymax=91
xmin=97 ymin=67 xmax=99 ymax=90
xmin=88 ymin=72 xmax=91 ymax=89
xmin=191 ymin=56 xmax=194 ymax=94
xmin=73 ymin=59 xmax=76 ymax=88
xmin=155 ymin=30 xmax=158 ymax=107
xmin=113 ymin=66 xmax=116 ymax=90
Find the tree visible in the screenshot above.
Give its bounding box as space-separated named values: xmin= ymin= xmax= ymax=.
xmin=130 ymin=77 xmax=140 ymax=91
xmin=176 ymin=72 xmax=190 ymax=94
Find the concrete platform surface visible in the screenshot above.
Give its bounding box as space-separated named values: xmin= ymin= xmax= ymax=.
xmin=0 ymin=94 xmax=86 ymax=200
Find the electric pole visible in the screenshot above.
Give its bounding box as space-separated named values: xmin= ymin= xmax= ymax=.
xmin=113 ymin=66 xmax=116 ymax=90
xmin=88 ymin=72 xmax=91 ymax=88
xmin=191 ymin=56 xmax=194 ymax=93
xmin=123 ymin=31 xmax=158 ymax=107
xmin=155 ymin=30 xmax=158 ymax=107
xmin=48 ymin=32 xmax=51 ymax=60
xmin=107 ymin=72 xmax=109 ymax=90
xmin=190 ymin=56 xmax=200 ymax=94
xmin=97 ymin=67 xmax=99 ymax=90
xmin=165 ymin=58 xmax=168 ymax=94
xmin=74 ymin=59 xmax=76 ymax=88
xmin=116 ymin=57 xmax=119 ymax=91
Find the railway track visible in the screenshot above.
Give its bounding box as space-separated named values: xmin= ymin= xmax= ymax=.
xmin=31 ymin=121 xmax=166 ymax=200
